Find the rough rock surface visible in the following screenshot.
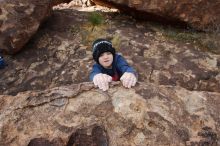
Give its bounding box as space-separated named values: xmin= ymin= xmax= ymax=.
xmin=0 ymin=3 xmax=220 ymax=146
xmin=56 ymin=0 xmax=93 ymax=8
xmin=0 ymin=5 xmax=219 ymax=95
xmin=0 ymin=82 xmax=220 ymax=146
xmin=0 ymin=0 xmax=69 ymax=54
xmin=92 ymin=0 xmax=220 ymax=31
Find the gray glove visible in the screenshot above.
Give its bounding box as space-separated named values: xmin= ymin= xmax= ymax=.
xmin=93 ymin=73 xmax=112 ymax=91
xmin=120 ymin=72 xmax=137 ymax=88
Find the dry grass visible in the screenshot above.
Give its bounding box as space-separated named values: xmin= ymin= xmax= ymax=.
xmin=158 ymin=25 xmax=220 ymax=54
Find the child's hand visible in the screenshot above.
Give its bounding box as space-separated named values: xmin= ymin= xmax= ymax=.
xmin=120 ymin=72 xmax=137 ymax=88
xmin=93 ymin=73 xmax=112 ymax=91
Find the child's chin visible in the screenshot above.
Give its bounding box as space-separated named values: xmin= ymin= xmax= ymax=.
xmin=103 ymin=64 xmax=112 ymax=69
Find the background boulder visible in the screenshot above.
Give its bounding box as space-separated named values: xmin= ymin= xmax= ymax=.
xmin=92 ymin=0 xmax=220 ymax=32
xmin=0 ymin=0 xmax=69 ymax=54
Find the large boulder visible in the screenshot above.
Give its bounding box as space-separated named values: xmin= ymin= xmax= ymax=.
xmin=0 ymin=6 xmax=219 ymax=95
xmin=0 ymin=0 xmax=69 ymax=54
xmin=0 ymin=4 xmax=219 ymax=146
xmin=92 ymin=0 xmax=220 ymax=32
xmin=0 ymin=82 xmax=219 ymax=146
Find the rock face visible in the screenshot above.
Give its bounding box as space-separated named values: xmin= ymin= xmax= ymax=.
xmin=92 ymin=0 xmax=220 ymax=31
xmin=0 ymin=4 xmax=220 ymax=146
xmin=0 ymin=5 xmax=219 ymax=96
xmin=0 ymin=0 xmax=69 ymax=54
xmin=1 ymin=0 xmax=219 ymax=54
xmin=0 ymin=82 xmax=219 ymax=146
xmin=52 ymin=0 xmax=72 ymax=6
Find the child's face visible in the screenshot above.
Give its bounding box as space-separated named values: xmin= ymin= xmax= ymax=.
xmin=98 ymin=52 xmax=113 ymax=69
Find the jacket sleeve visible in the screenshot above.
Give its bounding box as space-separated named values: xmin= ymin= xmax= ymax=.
xmin=116 ymin=55 xmax=137 ymax=76
xmin=89 ymin=64 xmax=102 ymax=81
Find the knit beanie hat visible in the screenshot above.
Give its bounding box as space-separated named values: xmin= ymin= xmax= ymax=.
xmin=92 ymin=39 xmax=115 ymax=63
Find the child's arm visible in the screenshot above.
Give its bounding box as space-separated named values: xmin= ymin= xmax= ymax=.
xmin=89 ymin=64 xmax=102 ymax=81
xmin=116 ymin=55 xmax=137 ymax=88
xmin=116 ymin=55 xmax=137 ymax=75
xmin=90 ymin=64 xmax=112 ymax=91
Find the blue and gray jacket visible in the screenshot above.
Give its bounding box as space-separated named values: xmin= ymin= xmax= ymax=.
xmin=89 ymin=54 xmax=137 ymax=81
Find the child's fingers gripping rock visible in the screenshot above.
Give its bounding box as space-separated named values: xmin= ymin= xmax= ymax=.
xmin=120 ymin=72 xmax=128 ymax=87
xmin=120 ymin=72 xmax=137 ymax=88
xmin=127 ymin=73 xmax=137 ymax=87
xmin=93 ymin=73 xmax=102 ymax=87
xmin=131 ymin=76 xmax=137 ymax=86
xmin=93 ymin=74 xmax=110 ymax=91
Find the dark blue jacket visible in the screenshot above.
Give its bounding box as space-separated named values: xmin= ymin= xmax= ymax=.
xmin=90 ymin=54 xmax=136 ymax=81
